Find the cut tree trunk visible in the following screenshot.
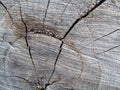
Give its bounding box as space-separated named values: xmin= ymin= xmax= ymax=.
xmin=0 ymin=0 xmax=120 ymax=90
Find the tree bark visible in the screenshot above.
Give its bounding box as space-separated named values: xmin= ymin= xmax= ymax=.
xmin=0 ymin=0 xmax=120 ymax=90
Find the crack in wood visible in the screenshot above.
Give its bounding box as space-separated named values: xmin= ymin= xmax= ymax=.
xmin=47 ymin=0 xmax=106 ymax=87
xmin=60 ymin=0 xmax=72 ymax=22
xmin=48 ymin=41 xmax=63 ymax=84
xmin=1 ymin=0 xmax=113 ymax=89
xmin=34 ymin=27 xmax=61 ymax=40
xmin=98 ymin=44 xmax=120 ymax=54
xmin=7 ymin=75 xmax=43 ymax=90
xmin=8 ymin=75 xmax=30 ymax=83
xmin=61 ymin=0 xmax=106 ymax=40
xmin=43 ymin=0 xmax=51 ymax=31
xmin=2 ymin=75 xmax=50 ymax=90
xmin=12 ymin=14 xmax=61 ymax=41
xmin=80 ymin=29 xmax=120 ymax=50
xmin=0 ymin=1 xmax=13 ymax=21
xmin=19 ymin=2 xmax=36 ymax=71
xmin=7 ymin=75 xmax=49 ymax=90
xmin=11 ymin=2 xmax=61 ymax=89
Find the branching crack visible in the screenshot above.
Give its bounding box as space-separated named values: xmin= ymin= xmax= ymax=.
xmin=0 ymin=1 xmax=13 ymax=21
xmin=43 ymin=78 xmax=60 ymax=90
xmin=19 ymin=3 xmax=36 ymax=71
xmin=47 ymin=0 xmax=106 ymax=87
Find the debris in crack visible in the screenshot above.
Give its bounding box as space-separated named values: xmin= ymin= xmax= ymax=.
xmin=12 ymin=14 xmax=61 ymax=41
xmin=19 ymin=3 xmax=36 ymax=71
xmin=9 ymin=3 xmax=62 ymax=89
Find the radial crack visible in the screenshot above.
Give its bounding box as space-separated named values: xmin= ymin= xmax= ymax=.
xmin=61 ymin=0 xmax=106 ymax=40
xmin=47 ymin=41 xmax=63 ymax=84
xmin=0 ymin=1 xmax=13 ymax=21
xmin=19 ymin=3 xmax=36 ymax=71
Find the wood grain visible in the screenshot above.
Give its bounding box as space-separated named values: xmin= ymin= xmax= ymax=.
xmin=0 ymin=0 xmax=120 ymax=90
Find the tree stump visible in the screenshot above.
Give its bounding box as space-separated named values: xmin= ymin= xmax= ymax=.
xmin=0 ymin=0 xmax=120 ymax=90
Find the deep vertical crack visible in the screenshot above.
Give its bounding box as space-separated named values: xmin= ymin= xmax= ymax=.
xmin=19 ymin=3 xmax=36 ymax=71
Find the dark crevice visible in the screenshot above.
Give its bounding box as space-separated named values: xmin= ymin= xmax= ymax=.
xmin=46 ymin=0 xmax=106 ymax=88
xmin=61 ymin=18 xmax=80 ymax=40
xmin=47 ymin=41 xmax=63 ymax=84
xmin=35 ymin=76 xmax=60 ymax=90
xmin=44 ymin=77 xmax=60 ymax=90
xmin=61 ymin=0 xmax=106 ymax=40
xmin=0 ymin=1 xmax=13 ymax=21
xmin=43 ymin=0 xmax=51 ymax=30
xmin=19 ymin=3 xmax=36 ymax=71
xmin=80 ymin=29 xmax=120 ymax=50
xmin=1 ymin=0 xmax=109 ymax=89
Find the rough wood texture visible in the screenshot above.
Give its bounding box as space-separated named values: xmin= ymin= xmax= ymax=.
xmin=0 ymin=0 xmax=120 ymax=90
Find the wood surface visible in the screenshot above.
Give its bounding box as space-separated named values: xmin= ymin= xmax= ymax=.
xmin=0 ymin=0 xmax=120 ymax=90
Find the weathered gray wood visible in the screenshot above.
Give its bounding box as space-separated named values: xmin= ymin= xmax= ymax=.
xmin=0 ymin=0 xmax=120 ymax=90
